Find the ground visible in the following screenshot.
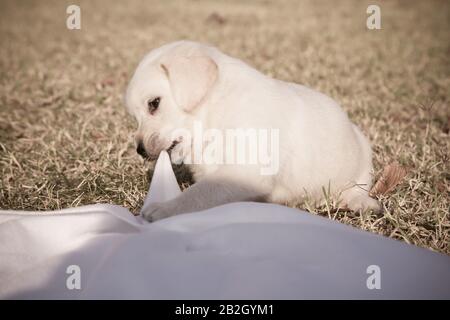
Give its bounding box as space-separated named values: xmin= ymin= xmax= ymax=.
xmin=0 ymin=0 xmax=448 ymax=254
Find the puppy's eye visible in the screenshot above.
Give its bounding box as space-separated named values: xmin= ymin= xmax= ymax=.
xmin=147 ymin=97 xmax=160 ymax=114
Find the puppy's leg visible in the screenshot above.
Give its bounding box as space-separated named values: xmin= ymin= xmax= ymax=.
xmin=142 ymin=176 xmax=268 ymax=222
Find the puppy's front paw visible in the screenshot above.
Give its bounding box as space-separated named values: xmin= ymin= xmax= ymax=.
xmin=141 ymin=202 xmax=173 ymax=222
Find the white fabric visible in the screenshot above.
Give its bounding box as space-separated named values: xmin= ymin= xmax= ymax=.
xmin=0 ymin=152 xmax=449 ymax=299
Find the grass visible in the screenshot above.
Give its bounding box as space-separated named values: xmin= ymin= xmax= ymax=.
xmin=0 ymin=0 xmax=449 ymax=254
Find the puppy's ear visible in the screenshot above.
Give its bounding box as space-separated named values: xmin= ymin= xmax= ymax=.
xmin=161 ymin=55 xmax=218 ymax=112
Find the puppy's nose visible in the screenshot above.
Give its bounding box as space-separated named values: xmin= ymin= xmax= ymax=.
xmin=136 ymin=141 xmax=148 ymax=158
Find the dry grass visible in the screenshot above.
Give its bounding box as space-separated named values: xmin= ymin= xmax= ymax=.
xmin=0 ymin=0 xmax=449 ymax=254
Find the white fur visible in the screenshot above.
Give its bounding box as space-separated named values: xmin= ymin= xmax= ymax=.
xmin=125 ymin=41 xmax=381 ymax=221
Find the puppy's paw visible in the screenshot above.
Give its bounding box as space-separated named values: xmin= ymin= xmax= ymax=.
xmin=141 ymin=202 xmax=174 ymax=222
xmin=347 ymin=195 xmax=383 ymax=214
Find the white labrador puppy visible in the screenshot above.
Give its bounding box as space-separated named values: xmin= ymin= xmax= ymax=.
xmin=125 ymin=41 xmax=381 ymax=221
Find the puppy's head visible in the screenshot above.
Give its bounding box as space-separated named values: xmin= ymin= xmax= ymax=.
xmin=125 ymin=42 xmax=218 ymax=160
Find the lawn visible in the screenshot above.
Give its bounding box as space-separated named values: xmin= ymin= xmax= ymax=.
xmin=0 ymin=0 xmax=448 ymax=254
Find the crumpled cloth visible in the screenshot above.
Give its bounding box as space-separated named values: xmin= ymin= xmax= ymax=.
xmin=1 ymin=152 xmax=449 ymax=299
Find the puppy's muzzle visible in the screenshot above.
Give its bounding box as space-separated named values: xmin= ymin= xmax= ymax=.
xmin=136 ymin=137 xmax=180 ymax=161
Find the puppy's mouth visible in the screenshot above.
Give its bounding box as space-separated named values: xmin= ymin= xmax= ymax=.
xmin=166 ymin=140 xmax=179 ymax=155
xmin=142 ymin=140 xmax=180 ymax=162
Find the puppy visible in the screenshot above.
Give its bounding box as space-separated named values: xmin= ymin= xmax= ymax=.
xmin=125 ymin=41 xmax=381 ymax=221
